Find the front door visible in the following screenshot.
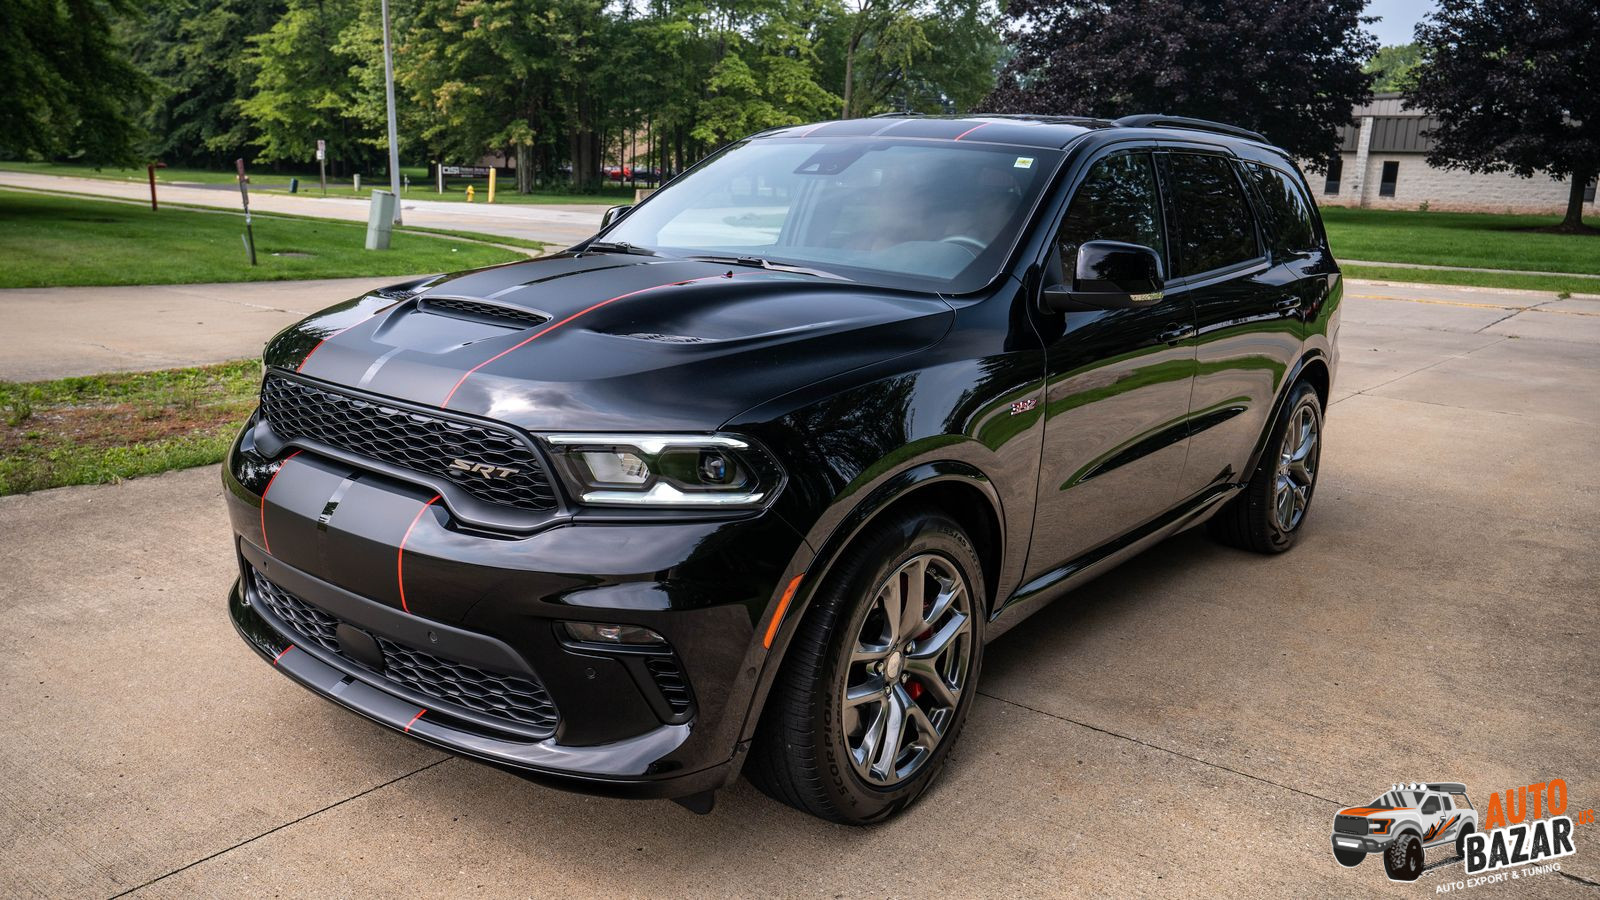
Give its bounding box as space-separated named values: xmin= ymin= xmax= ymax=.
xmin=1024 ymin=150 xmax=1198 ymax=582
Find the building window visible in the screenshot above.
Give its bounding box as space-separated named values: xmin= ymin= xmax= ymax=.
xmin=1324 ymin=159 xmax=1342 ymax=195
xmin=1380 ymin=161 xmax=1399 ymax=197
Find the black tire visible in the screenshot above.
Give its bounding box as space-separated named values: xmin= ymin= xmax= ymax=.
xmin=1385 ymin=833 xmax=1424 ymax=881
xmin=1333 ymin=846 xmax=1365 ymax=868
xmin=1208 ymin=379 xmax=1323 ymax=553
xmin=1455 ymin=823 xmax=1474 ymax=860
xmin=747 ymin=507 xmax=985 ymax=824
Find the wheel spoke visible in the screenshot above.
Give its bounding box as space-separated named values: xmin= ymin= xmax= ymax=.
xmin=855 ymin=702 xmax=889 ymax=770
xmin=871 ymin=688 xmax=908 ymax=779
xmin=898 ymin=556 xmax=929 ymax=640
xmin=909 ymin=610 xmax=969 ymax=665
xmin=845 ymin=677 xmax=885 ymax=708
xmin=851 ymin=641 xmax=891 ymax=665
xmin=878 ymin=579 xmax=904 ymax=645
xmin=905 ymin=657 xmax=960 ymax=707
xmin=900 ymin=685 xmax=943 ymax=745
xmin=924 ymin=577 xmax=963 ymax=630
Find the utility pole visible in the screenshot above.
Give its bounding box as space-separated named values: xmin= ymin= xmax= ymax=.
xmin=380 ymin=0 xmax=402 ymax=225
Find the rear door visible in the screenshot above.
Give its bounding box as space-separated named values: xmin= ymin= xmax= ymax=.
xmin=1157 ymin=150 xmax=1300 ymax=501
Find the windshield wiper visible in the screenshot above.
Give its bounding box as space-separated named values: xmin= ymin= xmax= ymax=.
xmin=580 ymin=240 xmax=659 ymax=257
xmin=686 ymin=254 xmax=851 ymax=281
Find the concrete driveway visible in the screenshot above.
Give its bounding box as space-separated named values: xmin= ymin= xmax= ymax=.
xmin=1 ymin=286 xmax=1597 ymax=897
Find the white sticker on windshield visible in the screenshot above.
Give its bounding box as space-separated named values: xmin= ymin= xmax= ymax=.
xmin=1014 ymin=157 xmax=1034 ymax=169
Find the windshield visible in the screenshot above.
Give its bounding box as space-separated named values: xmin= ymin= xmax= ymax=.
xmin=601 ymin=137 xmax=1063 ymax=293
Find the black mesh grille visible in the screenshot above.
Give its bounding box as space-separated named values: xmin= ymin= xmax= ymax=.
xmin=252 ymin=570 xmax=341 ymax=654
xmin=645 ymin=654 xmax=694 ymax=716
xmin=377 ymin=637 xmax=558 ymax=729
xmin=1335 ymin=815 xmax=1370 ymax=835
xmin=422 ymin=297 xmax=549 ymax=328
xmin=260 ymin=375 xmax=557 ymax=512
xmin=249 ymin=569 xmax=557 ymax=735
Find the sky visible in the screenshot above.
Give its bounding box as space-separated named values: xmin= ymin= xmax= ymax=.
xmin=1365 ymin=0 xmax=1438 ymax=46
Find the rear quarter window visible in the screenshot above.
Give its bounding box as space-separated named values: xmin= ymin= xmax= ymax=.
xmin=1243 ymin=162 xmax=1320 ymax=254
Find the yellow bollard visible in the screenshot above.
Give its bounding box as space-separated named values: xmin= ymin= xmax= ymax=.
xmin=466 ymin=184 xmax=475 ymax=203
xmin=488 ymin=168 xmax=497 ymax=204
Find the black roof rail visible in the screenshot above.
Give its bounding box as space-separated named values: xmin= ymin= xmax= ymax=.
xmin=1113 ymin=114 xmax=1267 ymax=143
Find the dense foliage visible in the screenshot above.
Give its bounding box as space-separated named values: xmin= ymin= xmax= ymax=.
xmin=983 ymin=0 xmax=1376 ymax=166
xmin=44 ymin=0 xmax=1001 ymax=190
xmin=1364 ymin=43 xmax=1420 ymax=92
xmin=0 ymin=0 xmax=152 ymax=166
xmin=1411 ymin=0 xmax=1600 ymax=229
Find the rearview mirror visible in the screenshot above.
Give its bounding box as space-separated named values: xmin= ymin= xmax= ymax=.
xmin=601 ymin=205 xmax=633 ymax=229
xmin=1042 ymin=240 xmax=1165 ymax=313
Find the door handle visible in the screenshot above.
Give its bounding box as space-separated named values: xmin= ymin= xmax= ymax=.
xmin=1158 ymin=324 xmax=1195 ymax=345
xmin=1274 ymin=297 xmax=1301 ymax=313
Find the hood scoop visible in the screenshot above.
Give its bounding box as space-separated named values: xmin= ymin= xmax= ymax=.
xmin=419 ymin=296 xmax=550 ymax=329
xmin=620 ymin=332 xmax=713 ymax=344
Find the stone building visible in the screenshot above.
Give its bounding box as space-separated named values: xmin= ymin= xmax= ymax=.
xmin=1315 ymin=93 xmax=1597 ymax=214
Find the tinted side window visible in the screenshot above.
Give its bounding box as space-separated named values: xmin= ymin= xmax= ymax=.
xmin=1166 ymin=154 xmax=1259 ymax=277
xmin=1057 ymin=152 xmax=1165 ymax=272
xmin=1243 ymin=162 xmax=1319 ymax=253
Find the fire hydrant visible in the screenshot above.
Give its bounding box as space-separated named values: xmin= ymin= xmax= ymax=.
xmin=466 ymin=185 xmax=475 ymax=203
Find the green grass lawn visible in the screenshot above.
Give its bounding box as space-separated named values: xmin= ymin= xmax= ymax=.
xmin=0 ymin=188 xmax=526 ymax=288
xmin=1 ymin=159 xmax=637 ymax=205
xmin=1 ymin=361 xmax=258 ymax=495
xmin=1321 ymin=207 xmax=1600 ymax=276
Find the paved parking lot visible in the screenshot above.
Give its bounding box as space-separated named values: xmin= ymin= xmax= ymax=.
xmin=1 ymin=283 xmax=1597 ymax=897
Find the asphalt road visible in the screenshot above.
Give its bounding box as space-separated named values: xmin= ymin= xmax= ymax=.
xmin=2 ymin=286 xmax=1598 ymax=897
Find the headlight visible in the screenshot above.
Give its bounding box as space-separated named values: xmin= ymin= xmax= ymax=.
xmin=1370 ymin=819 xmax=1391 ymax=834
xmin=543 ymin=433 xmax=782 ymax=508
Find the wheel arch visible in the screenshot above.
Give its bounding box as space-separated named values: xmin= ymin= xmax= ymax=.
xmin=737 ymin=460 xmax=1006 ymax=746
xmin=1239 ymin=349 xmax=1331 ymax=479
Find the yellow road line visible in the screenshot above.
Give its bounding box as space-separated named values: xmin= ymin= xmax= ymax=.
xmin=1348 ymin=293 xmax=1600 ymax=317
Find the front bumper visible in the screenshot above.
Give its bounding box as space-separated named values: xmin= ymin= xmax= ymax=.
xmin=1331 ymin=833 xmax=1395 ymax=855
xmin=223 ymin=426 xmax=811 ymax=800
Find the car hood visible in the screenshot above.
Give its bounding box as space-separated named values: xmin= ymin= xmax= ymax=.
xmin=264 ymin=254 xmax=953 ymax=431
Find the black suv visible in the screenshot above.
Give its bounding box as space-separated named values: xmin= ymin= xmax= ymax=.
xmin=225 ymin=114 xmax=1338 ymax=824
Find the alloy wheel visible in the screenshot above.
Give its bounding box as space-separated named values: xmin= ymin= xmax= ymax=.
xmin=1273 ymin=401 xmax=1320 ymax=532
xmin=841 ymin=553 xmax=973 ymax=788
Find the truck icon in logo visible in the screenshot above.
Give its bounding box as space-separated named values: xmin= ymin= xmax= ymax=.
xmin=1332 ymin=781 xmax=1478 ymax=882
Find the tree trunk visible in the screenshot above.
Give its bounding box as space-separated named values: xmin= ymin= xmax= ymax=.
xmin=1560 ymin=167 xmax=1593 ymax=231
xmin=842 ymin=34 xmax=859 ymax=118
xmin=516 ymin=143 xmax=532 ymax=194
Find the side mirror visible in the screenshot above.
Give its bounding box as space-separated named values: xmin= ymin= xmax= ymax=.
xmin=601 ymin=205 xmax=633 ymax=229
xmin=1042 ymin=240 xmax=1165 ymax=313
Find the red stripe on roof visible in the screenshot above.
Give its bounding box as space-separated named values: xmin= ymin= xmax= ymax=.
xmin=952 ymin=122 xmax=994 ymax=141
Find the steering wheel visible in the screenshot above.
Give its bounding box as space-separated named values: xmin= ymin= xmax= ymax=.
xmin=940 ymin=235 xmax=987 ymax=258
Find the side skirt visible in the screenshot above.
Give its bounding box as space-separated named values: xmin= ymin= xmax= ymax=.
xmin=986 ymin=482 xmax=1240 ymax=642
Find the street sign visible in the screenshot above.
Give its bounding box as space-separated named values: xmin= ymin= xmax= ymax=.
xmin=440 ymin=165 xmax=492 ymax=177
xmin=316 ymin=139 xmax=326 ymax=161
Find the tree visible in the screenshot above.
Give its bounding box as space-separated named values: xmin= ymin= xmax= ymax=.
xmin=124 ymin=0 xmax=287 ymax=167
xmin=817 ymin=0 xmax=1002 ymax=115
xmin=1411 ymin=0 xmax=1600 ymax=231
xmin=982 ymin=0 xmax=1377 ymax=166
xmin=0 ymin=0 xmax=151 ymax=165
xmin=1365 ymin=43 xmax=1420 ymax=93
xmin=239 ymin=0 xmax=378 ymax=172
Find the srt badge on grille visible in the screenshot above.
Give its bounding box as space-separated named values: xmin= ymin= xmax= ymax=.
xmin=449 ymin=458 xmax=519 ymax=480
